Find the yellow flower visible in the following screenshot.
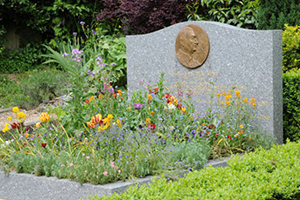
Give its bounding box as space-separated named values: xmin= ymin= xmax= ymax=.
xmin=17 ymin=112 xmax=27 ymax=120
xmin=227 ymin=92 xmax=231 ymax=96
xmin=96 ymin=28 xmax=98 ymax=30
xmin=7 ymin=116 xmax=12 ymax=121
xmin=295 ymin=59 xmax=298 ymax=62
xmin=98 ymin=94 xmax=103 ymax=98
xmin=2 ymin=127 xmax=10 ymax=133
xmin=146 ymin=118 xmax=151 ymax=125
xmin=235 ymin=90 xmax=240 ymax=96
xmin=117 ymin=90 xmax=123 ymax=95
xmin=12 ymin=107 xmax=19 ymax=113
xmin=128 ymin=106 xmax=132 ymax=111
xmin=147 ymin=94 xmax=152 ymax=100
xmin=216 ymin=93 xmax=221 ymax=98
xmin=107 ymin=114 xmax=113 ymax=121
xmin=220 ymin=102 xmax=224 ymax=105
xmin=5 ymin=123 xmax=9 ymax=128
xmin=36 ymin=122 xmax=41 ymax=129
xmin=98 ymin=126 xmax=103 ymax=132
xmin=252 ymin=103 xmax=257 ymax=108
xmin=222 ymin=92 xmax=226 ymax=96
xmin=118 ymin=25 xmax=122 ymax=28
xmin=243 ymin=98 xmax=248 ymax=102
xmin=150 ymin=111 xmax=155 ymax=115
xmin=226 ymin=101 xmax=230 ymax=105
xmin=250 ymin=98 xmax=256 ymax=103
xmin=40 ymin=112 xmax=50 ymax=122
xmin=239 ymin=124 xmax=244 ymax=129
xmin=116 ymin=119 xmax=122 ymax=128
xmin=25 ymin=133 xmax=29 ymax=138
xmin=90 ymin=96 xmax=94 ymax=100
xmin=225 ymin=95 xmax=231 ymax=100
xmin=237 ymin=95 xmax=241 ymax=99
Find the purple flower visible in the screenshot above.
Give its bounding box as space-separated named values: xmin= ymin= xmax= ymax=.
xmin=73 ymin=32 xmax=77 ymax=36
xmin=134 ymin=103 xmax=144 ymax=110
xmin=80 ymin=21 xmax=85 ymax=25
xmin=92 ymin=30 xmax=96 ymax=35
xmin=111 ymin=62 xmax=116 ymax=66
xmin=62 ymin=52 xmax=69 ymax=57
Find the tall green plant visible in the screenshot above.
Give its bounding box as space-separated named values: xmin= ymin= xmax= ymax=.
xmin=258 ymin=0 xmax=300 ymax=30
xmin=282 ymin=24 xmax=300 ymax=73
xmin=189 ymin=0 xmax=259 ymax=29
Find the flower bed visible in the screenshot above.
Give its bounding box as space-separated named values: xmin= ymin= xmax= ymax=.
xmin=0 ymin=30 xmax=274 ymax=190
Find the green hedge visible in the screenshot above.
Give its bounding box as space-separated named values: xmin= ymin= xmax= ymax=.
xmin=283 ymin=70 xmax=300 ymax=142
xmin=258 ymin=0 xmax=300 ymax=30
xmin=86 ymin=141 xmax=300 ymax=200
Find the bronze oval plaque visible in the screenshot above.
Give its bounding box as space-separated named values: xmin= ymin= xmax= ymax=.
xmin=175 ymin=25 xmax=210 ymax=69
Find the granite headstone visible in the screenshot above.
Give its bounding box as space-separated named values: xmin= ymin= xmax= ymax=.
xmin=127 ymin=21 xmax=283 ymax=143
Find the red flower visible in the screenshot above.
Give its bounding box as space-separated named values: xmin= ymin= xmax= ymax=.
xmin=41 ymin=142 xmax=47 ymax=148
xmin=148 ymin=124 xmax=156 ymax=130
xmin=208 ymin=124 xmax=215 ymax=129
xmin=153 ymin=88 xmax=159 ymax=94
xmin=85 ymin=99 xmax=90 ymax=103
xmin=112 ymin=93 xmax=116 ymax=98
xmin=227 ymin=135 xmax=232 ymax=140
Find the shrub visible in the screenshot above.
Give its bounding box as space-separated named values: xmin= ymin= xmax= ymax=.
xmin=96 ymin=0 xmax=192 ymax=35
xmin=257 ymin=0 xmax=300 ymax=30
xmin=283 ymin=69 xmax=300 ymax=142
xmin=90 ymin=141 xmax=300 ymax=200
xmin=197 ymin=0 xmax=259 ymax=29
xmin=282 ymin=24 xmax=300 ymax=73
xmin=0 ymin=43 xmax=44 ymax=73
xmin=14 ymin=68 xmax=68 ymax=109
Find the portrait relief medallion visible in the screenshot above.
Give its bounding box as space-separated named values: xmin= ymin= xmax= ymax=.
xmin=175 ymin=25 xmax=210 ymax=69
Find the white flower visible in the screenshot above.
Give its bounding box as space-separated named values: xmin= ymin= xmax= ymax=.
xmin=168 ymin=104 xmax=176 ymax=110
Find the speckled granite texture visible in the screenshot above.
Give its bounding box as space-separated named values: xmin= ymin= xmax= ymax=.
xmin=127 ymin=21 xmax=283 ymax=143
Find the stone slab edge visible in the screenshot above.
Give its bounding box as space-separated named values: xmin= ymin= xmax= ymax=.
xmin=0 ymin=157 xmax=229 ymax=200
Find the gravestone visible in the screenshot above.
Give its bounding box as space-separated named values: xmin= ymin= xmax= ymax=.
xmin=126 ymin=21 xmax=283 ymax=144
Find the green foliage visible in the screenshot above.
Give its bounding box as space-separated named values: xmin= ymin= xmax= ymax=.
xmin=283 ymin=69 xmax=300 ymax=142
xmin=166 ymin=140 xmax=211 ymax=170
xmin=282 ymin=24 xmax=300 ymax=73
xmin=0 ymin=74 xmax=21 ymax=108
xmin=188 ymin=0 xmax=259 ymax=29
xmin=0 ymin=68 xmax=68 ymax=109
xmin=91 ymin=141 xmax=300 ymax=200
xmin=0 ymin=43 xmax=44 ymax=73
xmin=0 ymin=0 xmax=101 ymax=42
xmin=258 ymin=0 xmax=300 ymax=30
xmin=16 ymin=68 xmax=68 ymax=109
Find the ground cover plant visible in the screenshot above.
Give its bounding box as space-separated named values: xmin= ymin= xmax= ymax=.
xmin=90 ymin=140 xmax=300 ymax=200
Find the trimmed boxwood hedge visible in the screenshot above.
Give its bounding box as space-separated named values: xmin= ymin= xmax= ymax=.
xmin=87 ymin=141 xmax=300 ymax=200
xmin=283 ymin=69 xmax=300 ymax=141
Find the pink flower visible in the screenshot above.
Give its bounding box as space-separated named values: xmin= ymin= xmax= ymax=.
xmin=110 ymin=161 xmax=115 ymax=168
xmin=70 ymin=162 xmax=73 ymax=167
xmin=82 ymin=153 xmax=85 ymax=157
xmin=86 ymin=156 xmax=90 ymax=159
xmin=85 ymin=170 xmax=88 ymax=173
xmin=103 ymin=171 xmax=108 ymax=176
xmin=61 ymin=164 xmax=65 ymax=167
